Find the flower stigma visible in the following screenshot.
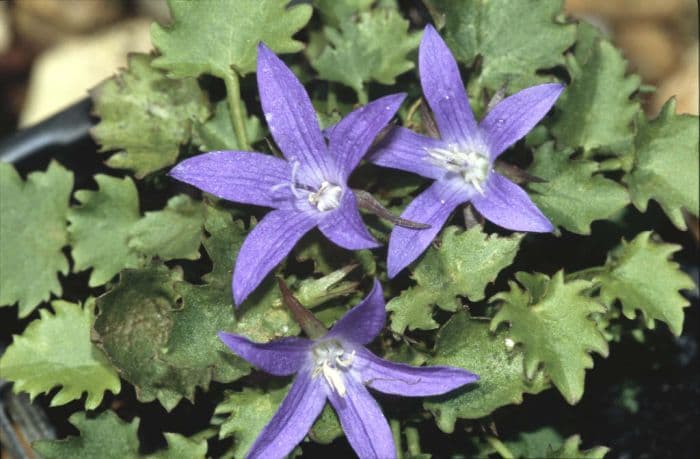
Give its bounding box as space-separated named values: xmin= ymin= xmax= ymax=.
xmin=311 ymin=339 xmax=355 ymax=396
xmin=308 ymin=181 xmax=342 ymax=212
xmin=426 ymin=145 xmax=490 ymax=194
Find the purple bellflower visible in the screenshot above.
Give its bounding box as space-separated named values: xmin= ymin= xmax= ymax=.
xmin=218 ymin=279 xmax=478 ymax=458
xmin=170 ymin=43 xmax=406 ymax=304
xmin=370 ymin=25 xmax=564 ymax=277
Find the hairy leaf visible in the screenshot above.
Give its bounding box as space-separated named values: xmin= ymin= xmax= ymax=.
xmin=193 ymin=101 xmax=262 ymax=151
xmin=528 ymin=142 xmax=629 ymax=234
xmin=0 ymin=162 xmax=73 ymax=316
xmin=625 ymin=99 xmax=699 ymax=229
xmin=430 ymin=0 xmax=575 ymax=91
xmin=0 ymin=300 xmax=120 ymax=409
xmin=491 ymin=271 xmax=608 ymax=404
xmin=91 ymin=53 xmax=209 ymax=177
xmin=68 ymin=175 xmax=141 ymax=287
xmin=551 ymin=38 xmax=641 ymax=154
xmin=388 ymin=226 xmax=522 ymax=333
xmin=151 ymin=0 xmax=312 ymax=78
xmin=547 ymin=435 xmax=609 ymax=458
xmin=33 ymin=411 xmax=140 ymax=459
xmin=312 ymin=0 xmax=376 ymax=26
xmin=147 ymin=433 xmax=208 ymax=459
xmin=596 ymin=231 xmax=694 ymax=336
xmin=424 ymin=314 xmax=549 ymax=432
xmin=311 ymin=9 xmax=420 ymax=100
xmin=128 ymin=194 xmax=205 ymax=261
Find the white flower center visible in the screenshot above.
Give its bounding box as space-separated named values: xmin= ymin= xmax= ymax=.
xmin=426 ymin=145 xmax=490 ymax=194
xmin=308 ymin=181 xmax=342 ymax=212
xmin=311 ymin=340 xmax=355 ymax=396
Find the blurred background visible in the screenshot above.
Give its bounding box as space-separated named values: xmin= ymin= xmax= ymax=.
xmin=0 ymin=0 xmax=697 ymax=140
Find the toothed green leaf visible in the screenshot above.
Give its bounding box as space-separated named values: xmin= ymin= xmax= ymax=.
xmin=91 ymin=53 xmax=209 ymax=177
xmin=596 ymin=231 xmax=695 ymax=336
xmin=193 ymin=101 xmax=263 ymax=151
xmin=546 ymin=435 xmax=609 ymax=459
xmin=388 ymin=226 xmax=522 ymax=333
xmin=0 ymin=300 xmax=120 ymax=410
xmin=0 ymin=162 xmax=73 ymax=316
xmin=528 ymin=142 xmax=629 ymax=234
xmin=491 ymin=271 xmax=608 ymax=404
xmin=424 ymin=314 xmax=549 ymax=432
xmin=147 ymin=433 xmax=208 ymax=459
xmin=625 ymin=99 xmax=699 ymax=229
xmin=151 ymin=0 xmax=312 ymax=78
xmin=68 ymin=175 xmax=141 ymax=287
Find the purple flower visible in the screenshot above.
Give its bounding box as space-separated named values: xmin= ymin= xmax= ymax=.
xmin=170 ymin=43 xmax=405 ymax=304
xmin=370 ymin=25 xmax=564 ymax=277
xmin=218 ymin=280 xmax=478 ymax=458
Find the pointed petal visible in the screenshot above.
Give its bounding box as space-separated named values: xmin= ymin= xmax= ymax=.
xmin=246 ymin=371 xmax=327 ymax=459
xmin=217 ymin=332 xmax=311 ymax=376
xmin=471 ymin=173 xmax=553 ymax=232
xmin=169 ymin=151 xmax=291 ymax=207
xmin=481 ymin=83 xmax=564 ymax=159
xmin=356 ymin=348 xmax=478 ymax=396
xmin=419 ymin=25 xmax=479 ymax=145
xmin=318 ymin=189 xmax=379 ymax=250
xmin=369 ymin=126 xmax=446 ymax=180
xmin=387 ymin=181 xmax=468 ymax=277
xmin=257 ymin=43 xmax=334 ymax=183
xmin=329 ymin=93 xmax=406 ymax=179
xmin=234 ymin=209 xmax=316 ymax=305
xmin=327 ymin=279 xmax=385 ymax=345
xmin=328 ymin=376 xmax=396 ymax=459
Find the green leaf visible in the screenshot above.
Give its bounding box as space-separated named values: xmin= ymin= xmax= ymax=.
xmin=491 ymin=271 xmax=608 ymax=404
xmin=0 ymin=300 xmax=120 ymax=410
xmin=625 ymin=99 xmax=699 ymax=229
xmin=424 ymin=314 xmax=549 ymax=432
xmin=68 ymin=175 xmax=141 ymax=287
xmin=147 ymin=433 xmax=208 ymax=459
xmin=528 ymin=142 xmax=629 ymax=234
xmin=151 ymin=0 xmax=312 ymax=78
xmin=33 ymin=411 xmax=140 ymax=459
xmin=547 ymin=435 xmax=609 ymax=459
xmin=430 ymin=0 xmax=575 ymax=91
xmin=595 ymin=231 xmax=694 ymax=336
xmin=92 ymin=264 xmax=187 ymax=410
xmin=502 ymin=427 xmax=564 ymax=459
xmin=91 ymin=53 xmax=209 ymax=178
xmin=127 ymin=195 xmax=205 ymax=261
xmin=0 ymin=161 xmax=73 ymax=316
xmin=193 ymin=101 xmax=262 ymax=151
xmin=216 ymin=386 xmax=288 ymax=458
xmin=312 ymin=0 xmax=375 ymax=26
xmin=309 ymin=405 xmax=342 ymax=445
xmin=550 ymin=38 xmax=641 ymax=154
xmin=388 ymin=226 xmax=522 ymax=333
xmin=310 ymin=9 xmax=421 ymax=100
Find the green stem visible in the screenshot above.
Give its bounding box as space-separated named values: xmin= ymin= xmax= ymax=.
xmin=224 ymin=70 xmax=250 ymax=151
xmin=356 ymin=85 xmax=368 ymax=105
xmin=390 ymin=419 xmax=404 ymax=459
xmin=486 ymin=436 xmax=515 ymax=459
xmin=405 ymin=426 xmax=421 ymax=456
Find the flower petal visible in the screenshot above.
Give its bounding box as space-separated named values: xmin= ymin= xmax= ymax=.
xmin=356 ymin=348 xmax=478 ymax=396
xmin=480 ymin=83 xmax=564 ymax=159
xmin=328 ymin=93 xmax=406 ymax=179
xmin=246 ymin=371 xmax=327 ymax=459
xmin=471 ymin=173 xmax=553 ymax=232
xmin=233 ymin=209 xmax=317 ymax=305
xmin=327 ymin=279 xmax=385 ymax=345
xmin=169 ymin=151 xmax=291 ymax=208
xmin=257 ymin=43 xmax=334 ymax=184
xmin=419 ymin=25 xmax=479 ymax=145
xmin=318 ymin=189 xmax=379 ymax=250
xmin=369 ymin=126 xmax=446 ymax=180
xmin=217 ymin=333 xmax=311 ymax=376
xmin=328 ymin=375 xmax=396 ymax=459
xmin=387 ymin=180 xmax=468 ymax=278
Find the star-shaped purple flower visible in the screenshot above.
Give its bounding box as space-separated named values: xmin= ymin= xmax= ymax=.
xmin=219 ymin=279 xmax=477 ymax=458
xmin=370 ymin=25 xmax=564 ymax=277
xmin=170 ymin=43 xmax=405 ymax=304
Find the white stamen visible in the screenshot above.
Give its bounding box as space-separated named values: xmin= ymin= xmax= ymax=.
xmin=425 ymin=145 xmax=490 ymax=194
xmin=308 ymin=181 xmax=342 ymax=212
xmin=311 ymin=340 xmax=354 ymax=397
xmin=505 ymin=337 xmax=515 ymax=350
